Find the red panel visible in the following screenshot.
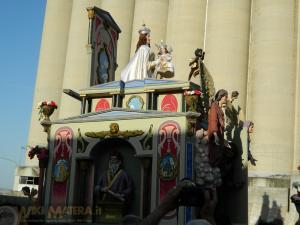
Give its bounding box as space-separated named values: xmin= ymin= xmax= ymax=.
xmin=51 ymin=127 xmax=73 ymax=209
xmin=161 ymin=94 xmax=178 ymax=112
xmin=158 ymin=121 xmax=180 ymax=218
xmin=95 ymin=98 xmax=110 ymax=111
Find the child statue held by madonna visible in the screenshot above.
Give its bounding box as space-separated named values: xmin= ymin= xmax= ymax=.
xmin=154 ymin=41 xmax=174 ymax=79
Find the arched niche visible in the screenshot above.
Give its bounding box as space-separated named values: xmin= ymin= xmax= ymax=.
xmin=73 ymin=137 xmax=152 ymax=223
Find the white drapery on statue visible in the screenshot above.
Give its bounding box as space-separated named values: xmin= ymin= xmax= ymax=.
xmin=121 ymin=45 xmax=154 ymax=82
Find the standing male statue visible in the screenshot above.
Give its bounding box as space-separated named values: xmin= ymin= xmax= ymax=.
xmin=95 ymin=151 xmax=133 ymax=217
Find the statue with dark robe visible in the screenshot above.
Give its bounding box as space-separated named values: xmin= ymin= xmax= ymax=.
xmin=95 ymin=151 xmax=133 ymax=216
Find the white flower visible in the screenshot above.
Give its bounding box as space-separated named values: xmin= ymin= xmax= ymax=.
xmin=37 ymin=101 xmax=44 ymax=109
xmin=37 ymin=100 xmax=48 ymax=109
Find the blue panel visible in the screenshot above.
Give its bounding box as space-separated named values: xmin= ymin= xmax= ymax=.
xmin=185 ymin=207 xmax=192 ymax=225
xmin=93 ymin=80 xmax=121 ymax=88
xmin=123 ymin=80 xmax=145 ymax=88
xmin=92 ymin=78 xmax=186 ymax=90
xmin=186 ymin=143 xmax=193 ymax=179
xmin=185 ymin=143 xmax=193 ymax=224
xmin=144 ymin=78 xmax=181 ymax=85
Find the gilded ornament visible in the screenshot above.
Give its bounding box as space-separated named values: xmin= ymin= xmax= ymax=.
xmin=85 ymin=123 xmax=144 ymax=139
xmin=86 ymin=7 xmax=95 ymax=19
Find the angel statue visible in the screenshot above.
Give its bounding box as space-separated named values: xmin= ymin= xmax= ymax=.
xmin=154 ymin=41 xmax=174 ymax=79
xmin=188 ymin=48 xmax=205 ymax=81
xmin=188 ymin=48 xmax=215 ymax=122
xmin=121 ymin=24 xmax=156 ymax=83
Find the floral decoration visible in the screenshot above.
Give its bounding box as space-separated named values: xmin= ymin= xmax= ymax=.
xmin=37 ymin=100 xmax=58 ymax=120
xmin=37 ymin=100 xmax=57 ymax=109
xmin=184 ymin=90 xmax=201 ymax=96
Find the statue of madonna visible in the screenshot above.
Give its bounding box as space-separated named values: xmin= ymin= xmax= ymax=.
xmin=120 ymin=24 xmax=156 ymax=82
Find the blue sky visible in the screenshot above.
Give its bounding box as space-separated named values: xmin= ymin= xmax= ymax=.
xmin=0 ymin=0 xmax=46 ymax=189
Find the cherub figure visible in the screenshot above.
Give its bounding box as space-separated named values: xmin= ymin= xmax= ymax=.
xmin=154 ymin=41 xmax=174 ymax=79
xmin=188 ymin=48 xmax=205 ymax=81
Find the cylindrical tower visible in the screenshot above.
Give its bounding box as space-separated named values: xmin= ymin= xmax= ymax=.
xmin=204 ymin=0 xmax=251 ymax=109
xmin=130 ymin=0 xmax=169 ymax=57
xmin=26 ymin=0 xmax=73 ymax=166
xmin=59 ymin=0 xmax=102 ymax=119
xmin=100 ymin=0 xmax=135 ymax=81
xmin=165 ymin=0 xmax=207 ymax=82
xmin=293 ymin=0 xmax=300 ymax=171
xmin=248 ymin=0 xmax=296 ymax=174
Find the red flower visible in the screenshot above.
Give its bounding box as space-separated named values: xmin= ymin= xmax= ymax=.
xmin=49 ymin=101 xmax=58 ymax=108
xmin=38 ymin=100 xmax=58 ymax=109
xmin=37 ymin=148 xmax=48 ymax=160
xmin=28 ymin=151 xmax=35 ymax=159
xmin=28 ymin=146 xmax=48 ymax=161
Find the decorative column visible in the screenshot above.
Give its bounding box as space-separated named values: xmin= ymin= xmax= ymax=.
xmin=26 ymin=0 xmax=72 ymax=166
xmin=100 ymin=0 xmax=135 ymax=80
xmin=130 ymin=0 xmax=169 ymax=57
xmin=166 ymin=0 xmax=207 ymax=82
xmin=204 ymin=0 xmax=251 ymax=109
xmin=86 ymin=7 xmax=95 ymax=46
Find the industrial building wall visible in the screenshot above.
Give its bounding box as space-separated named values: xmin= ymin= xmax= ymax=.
xmin=26 ymin=0 xmax=73 ymax=166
